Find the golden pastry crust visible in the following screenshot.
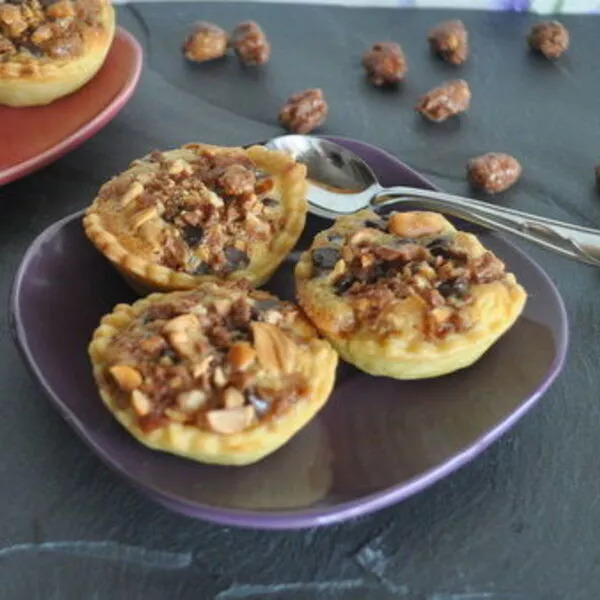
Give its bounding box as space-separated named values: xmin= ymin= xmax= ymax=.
xmin=295 ymin=209 xmax=527 ymax=379
xmin=83 ymin=143 xmax=307 ymax=293
xmin=88 ymin=281 xmax=338 ymax=466
xmin=0 ymin=0 xmax=115 ymax=107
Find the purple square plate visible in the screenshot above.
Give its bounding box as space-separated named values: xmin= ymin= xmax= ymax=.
xmin=10 ymin=137 xmax=568 ymax=529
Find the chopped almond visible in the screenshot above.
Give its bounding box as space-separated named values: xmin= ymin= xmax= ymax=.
xmin=227 ymin=342 xmax=256 ymax=371
xmin=223 ymin=387 xmax=245 ymax=409
xmin=131 ymin=390 xmax=151 ymax=416
xmin=388 ymin=211 xmax=446 ymax=238
xmin=109 ymin=365 xmax=142 ymax=391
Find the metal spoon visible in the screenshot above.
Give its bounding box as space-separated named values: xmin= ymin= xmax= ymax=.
xmin=266 ymin=134 xmax=600 ymax=267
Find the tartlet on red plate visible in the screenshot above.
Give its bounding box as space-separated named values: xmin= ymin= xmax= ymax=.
xmin=83 ymin=143 xmax=308 ymax=292
xmin=0 ymin=0 xmax=115 ymax=107
xmin=0 ymin=26 xmax=142 ymax=186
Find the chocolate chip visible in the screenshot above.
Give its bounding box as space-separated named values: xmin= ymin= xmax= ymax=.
xmin=193 ymin=262 xmax=212 ymax=275
xmin=364 ymin=218 xmax=387 ymax=231
xmin=335 ymin=275 xmax=355 ymax=295
xmin=427 ymin=237 xmax=453 ymax=259
xmin=181 ymin=225 xmax=204 ymax=247
xmin=247 ymin=392 xmax=270 ymax=417
xmin=312 ymin=247 xmax=340 ymax=270
xmin=372 ymin=262 xmax=388 ymax=280
xmin=327 ymin=232 xmax=344 ymax=243
xmin=438 ymin=278 xmax=469 ymax=299
xmin=160 ymin=347 xmax=180 ymax=363
xmin=262 ymin=197 xmax=279 ymax=207
xmin=250 ymin=298 xmax=281 ymax=321
xmin=224 ymin=247 xmax=250 ymax=270
xmin=18 ymin=42 xmax=44 ymax=57
xmin=253 ymin=298 xmax=280 ymax=312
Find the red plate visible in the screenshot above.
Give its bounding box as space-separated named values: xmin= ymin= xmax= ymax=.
xmin=0 ymin=27 xmax=143 ymax=186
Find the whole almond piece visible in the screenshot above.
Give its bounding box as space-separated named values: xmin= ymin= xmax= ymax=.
xmin=388 ymin=211 xmax=446 ymax=238
xmin=206 ymin=405 xmax=255 ymax=434
xmin=251 ymin=322 xmax=296 ymax=373
xmin=109 ymin=365 xmax=142 ymax=391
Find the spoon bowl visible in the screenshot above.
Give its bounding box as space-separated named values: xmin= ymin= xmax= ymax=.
xmin=266 ymin=134 xmax=600 ymax=267
xmin=266 ymin=135 xmax=381 ymax=217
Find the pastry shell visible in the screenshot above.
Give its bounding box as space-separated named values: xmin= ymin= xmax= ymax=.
xmin=88 ymin=284 xmax=338 ymax=466
xmin=83 ymin=143 xmax=308 ymax=293
xmin=295 ymin=209 xmax=527 ymax=379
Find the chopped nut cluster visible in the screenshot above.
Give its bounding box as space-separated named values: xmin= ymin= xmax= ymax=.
xmin=0 ymin=0 xmax=103 ymax=61
xmin=104 ymin=285 xmax=309 ymax=434
xmin=182 ymin=21 xmax=228 ymax=63
xmin=99 ymin=147 xmax=283 ymax=276
xmin=231 ymin=20 xmax=270 ymax=66
xmin=310 ymin=213 xmax=507 ymax=339
xmin=362 ymin=41 xmax=407 ymax=87
xmin=416 ymin=79 xmax=471 ymax=122
xmin=278 ymin=88 xmax=328 ymax=134
xmin=428 ymin=20 xmax=468 ymax=65
xmin=467 ymin=152 xmax=522 ymax=194
xmin=527 ymin=20 xmax=569 ymax=59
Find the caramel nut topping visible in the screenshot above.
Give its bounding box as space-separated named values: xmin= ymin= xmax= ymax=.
xmin=100 ymin=147 xmax=287 ymax=277
xmin=102 ymin=286 xmax=311 ymax=434
xmin=279 ymin=89 xmax=328 ymax=135
xmin=0 ymin=0 xmax=107 ymax=62
xmin=428 ymin=20 xmax=468 ymax=65
xmin=527 ymin=20 xmax=569 ymax=59
xmin=315 ymin=212 xmax=509 ymax=339
xmin=416 ymin=79 xmax=471 ymax=123
xmin=182 ymin=21 xmax=228 ymax=63
xmin=231 ymin=20 xmax=270 ymax=66
xmin=467 ymin=153 xmax=522 ymax=194
xmin=362 ymin=41 xmax=407 ymax=86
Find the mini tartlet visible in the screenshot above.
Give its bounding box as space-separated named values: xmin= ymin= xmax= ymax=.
xmin=84 ymin=143 xmax=308 ymax=293
xmin=295 ymin=209 xmax=526 ymax=379
xmin=88 ymin=281 xmax=338 ymax=465
xmin=0 ymin=0 xmax=115 ymax=107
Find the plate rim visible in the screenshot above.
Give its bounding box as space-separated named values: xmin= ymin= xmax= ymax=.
xmin=10 ymin=138 xmax=569 ymax=530
xmin=0 ymin=27 xmax=143 ymax=186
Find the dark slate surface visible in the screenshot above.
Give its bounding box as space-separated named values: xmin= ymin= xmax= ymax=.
xmin=1 ymin=3 xmax=599 ymax=598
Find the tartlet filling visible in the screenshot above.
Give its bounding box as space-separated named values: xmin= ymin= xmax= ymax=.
xmin=97 ymin=148 xmax=286 ymax=276
xmin=103 ymin=285 xmax=310 ymax=434
xmin=0 ymin=0 xmax=105 ymax=62
xmin=309 ymin=212 xmax=507 ymax=338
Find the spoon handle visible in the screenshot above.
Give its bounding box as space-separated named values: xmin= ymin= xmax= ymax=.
xmin=372 ymin=187 xmax=600 ymax=267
